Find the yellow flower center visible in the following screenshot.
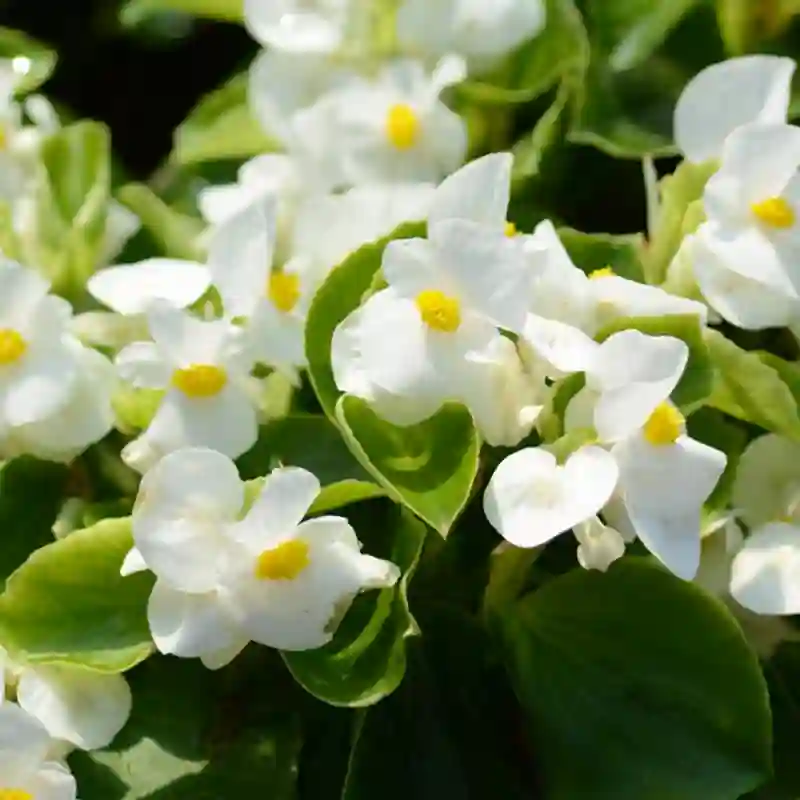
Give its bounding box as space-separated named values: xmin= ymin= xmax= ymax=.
xmin=0 ymin=791 xmax=33 ymax=800
xmin=751 ymin=196 xmax=795 ymax=229
xmin=642 ymin=402 xmax=684 ymax=446
xmin=386 ymin=103 xmax=420 ymax=150
xmin=415 ymin=289 xmax=461 ymax=332
xmin=0 ymin=124 xmax=7 ymax=151
xmin=589 ymin=266 xmax=616 ymax=280
xmin=504 ymin=221 xmax=517 ymax=237
xmin=255 ymin=539 xmax=310 ymax=581
xmin=0 ymin=328 xmax=27 ymax=366
xmin=268 ymin=271 xmax=301 ymax=313
xmin=171 ymin=364 xmax=227 ymax=398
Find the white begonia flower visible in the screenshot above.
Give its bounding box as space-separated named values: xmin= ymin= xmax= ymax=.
xmin=566 ymin=330 xmax=690 ymax=443
xmin=484 ymin=445 xmax=619 ymax=549
xmin=115 ymin=304 xmax=258 ymax=474
xmin=208 ymin=194 xmax=311 ymax=374
xmin=332 ymin=175 xmax=533 ymax=426
xmin=574 ymin=516 xmax=627 ymax=573
xmin=0 ymin=260 xmax=78 ymax=435
xmin=0 ymin=701 xmax=76 ymax=799
xmin=732 ymin=433 xmax=800 ymax=529
xmin=126 ymin=449 xmax=399 ymax=662
xmin=10 ymin=662 xmax=131 ymax=751
xmin=611 ymin=401 xmax=727 ymax=580
xmin=77 ymin=258 xmax=212 ymax=349
xmin=697 ymin=122 xmax=800 ymax=310
xmin=326 ymin=57 xmax=467 ymax=185
xmin=244 ymin=0 xmax=352 ymax=54
xmin=674 ymin=55 xmax=795 ymax=164
xmin=689 ymin=223 xmax=800 ymax=330
xmin=2 ymin=338 xmax=115 ymax=462
xmin=397 ymin=0 xmax=546 ymax=73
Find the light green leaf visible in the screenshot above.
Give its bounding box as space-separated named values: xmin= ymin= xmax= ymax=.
xmin=305 ymin=221 xmax=426 ymax=420
xmin=29 ymin=122 xmax=111 ymax=295
xmin=647 ymin=159 xmax=718 ymax=285
xmin=0 ymin=27 xmax=57 ymax=94
xmin=716 ymin=0 xmax=796 ymax=55
xmin=0 ymin=458 xmax=68 ymax=586
xmin=116 ymin=182 xmax=204 ymax=262
xmin=121 ymin=0 xmax=243 ymax=24
xmin=706 ymin=330 xmax=800 ymax=440
xmin=0 ymin=518 xmax=154 ymax=673
xmin=173 ymin=71 xmax=278 ymax=165
xmin=597 ymin=314 xmax=713 ymax=408
xmin=283 ymin=506 xmax=426 ymax=707
xmin=336 ymin=396 xmax=479 ymax=537
xmin=458 ymin=0 xmax=588 ymax=105
xmin=498 ymin=558 xmax=772 ymax=800
xmin=71 ymin=653 xmax=301 ymax=798
xmin=557 ymin=226 xmax=645 ymax=281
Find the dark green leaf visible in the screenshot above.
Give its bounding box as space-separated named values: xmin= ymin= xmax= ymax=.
xmin=121 ymin=0 xmax=243 ymax=25
xmin=498 ymin=558 xmax=772 ymax=799
xmin=557 ymin=226 xmax=645 ymax=281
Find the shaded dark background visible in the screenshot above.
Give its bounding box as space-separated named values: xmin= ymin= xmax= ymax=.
xmin=0 ymin=0 xmax=651 ymax=233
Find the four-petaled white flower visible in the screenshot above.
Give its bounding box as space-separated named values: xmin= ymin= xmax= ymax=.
xmin=122 ymin=448 xmax=399 ymax=663
xmin=0 ymin=701 xmax=77 ymax=800
xmin=324 ymin=57 xmax=468 ymax=185
xmin=116 ymin=304 xmax=258 ymax=474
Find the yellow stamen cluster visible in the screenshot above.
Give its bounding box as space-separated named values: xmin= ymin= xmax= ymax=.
xmin=268 ymin=271 xmax=301 ymax=313
xmin=504 ymin=221 xmax=517 ymax=237
xmin=589 ymin=266 xmax=616 ymax=280
xmin=255 ymin=539 xmax=310 ymax=581
xmin=171 ymin=364 xmax=227 ymax=398
xmin=386 ymin=103 xmax=420 ymax=150
xmin=643 ymin=403 xmax=684 ymax=446
xmin=0 ymin=791 xmax=33 ymax=800
xmin=416 ymin=289 xmax=461 ymax=333
xmin=751 ymin=196 xmax=795 ymax=229
xmin=0 ymin=329 xmax=27 ymax=366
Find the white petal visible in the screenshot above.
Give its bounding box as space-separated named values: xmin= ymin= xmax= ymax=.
xmin=88 ymin=260 xmax=211 ymax=316
xmin=120 ymin=546 xmax=147 ymax=576
xmin=427 ymin=152 xmax=512 ymax=232
xmin=614 ymin=435 xmax=727 ymax=580
xmin=233 ymin=467 xmax=320 ymax=553
xmin=199 ymin=635 xmax=250 ymax=670
xmin=101 ymin=200 xmax=141 ymax=264
xmin=382 ymin=237 xmax=447 ymax=296
xmin=520 ymin=313 xmax=599 ymax=375
xmin=484 ymin=445 xmax=619 ymax=548
xmin=17 ymin=666 xmax=131 ymax=750
xmin=0 ymin=700 xmax=50 ymax=774
xmin=674 ymin=55 xmax=795 ymax=163
xmin=148 ymin=579 xmax=245 ymax=659
xmin=115 ymin=341 xmax=171 ymax=389
xmin=433 ymin=219 xmax=533 ymax=332
xmin=589 ymin=330 xmax=689 ymax=442
xmin=133 ymin=447 xmax=244 ymax=592
xmin=244 ymin=0 xmax=348 ymax=52
xmin=0 ymin=259 xmax=50 ymax=330
xmin=246 ymin=302 xmax=307 ymax=370
xmin=730 ymin=522 xmax=800 ymax=614
xmin=207 ymin=194 xmax=277 ymax=319
xmin=26 ymin=761 xmax=77 ymax=800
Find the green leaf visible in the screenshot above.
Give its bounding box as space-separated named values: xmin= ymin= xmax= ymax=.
xmin=29 ymin=122 xmax=111 ymax=295
xmin=581 ymin=0 xmax=702 ymax=71
xmin=121 ymin=0 xmax=243 ymax=24
xmin=706 ymin=330 xmax=800 ymax=440
xmin=172 ymin=71 xmax=278 ymax=165
xmin=336 ymin=396 xmax=479 ymax=537
xmin=0 ymin=27 xmax=57 ymax=93
xmin=557 ymin=226 xmax=645 ymax=281
xmin=342 ymin=607 xmax=531 ymax=799
xmin=116 ymin=183 xmax=204 ymax=262
xmin=648 ymin=159 xmax=718 ymax=285
xmin=457 ymin=0 xmax=588 ymax=105
xmin=498 ymin=558 xmax=772 ymax=800
xmin=0 ymin=458 xmax=68 ymax=586
xmin=0 ymin=518 xmax=154 ymax=672
xmin=305 ymin=221 xmax=426 ymax=420
xmin=283 ymin=506 xmax=426 ymax=707
xmin=597 ymin=314 xmax=713 ymax=408
xmin=71 ymin=652 xmax=301 ymax=799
